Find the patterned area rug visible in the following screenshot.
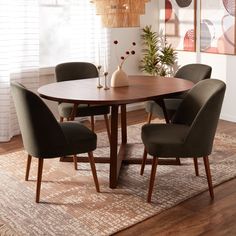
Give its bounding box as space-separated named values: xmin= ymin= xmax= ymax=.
xmin=0 ymin=122 xmax=236 ymax=236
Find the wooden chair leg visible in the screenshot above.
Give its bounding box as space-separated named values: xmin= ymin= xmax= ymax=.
xmin=73 ymin=155 xmax=78 ymax=170
xmin=193 ymin=157 xmax=199 ymax=176
xmin=140 ymin=148 xmax=148 ymax=175
xmin=104 ymin=114 xmax=111 ymax=144
xmin=60 ymin=117 xmax=64 ymax=122
xmin=88 ymin=151 xmax=100 ymax=192
xmin=36 ymin=158 xmax=44 ymax=203
xmin=25 ymin=154 xmax=32 ymax=181
xmin=66 ymin=117 xmax=70 ymax=121
xmin=147 ymin=157 xmax=158 ymax=203
xmin=91 ymin=116 xmax=95 ymax=132
xmin=203 ymin=156 xmax=214 ymax=200
xmin=147 ymin=113 xmax=152 ymax=124
xmin=176 ymin=157 xmax=181 ymax=165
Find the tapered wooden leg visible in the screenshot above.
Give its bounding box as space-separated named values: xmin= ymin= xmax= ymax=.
xmin=91 ymin=116 xmax=95 ymax=132
xmin=88 ymin=152 xmax=100 ymax=192
xmin=176 ymin=157 xmax=181 ymax=165
xmin=25 ymin=154 xmax=32 ymax=181
xmin=121 ymin=105 xmax=127 ymax=144
xmin=193 ymin=157 xmax=199 ymax=176
xmin=203 ymin=156 xmax=214 ymax=200
xmin=60 ymin=117 xmax=64 ymax=122
xmin=147 ymin=157 xmax=158 ymax=203
xmin=104 ymin=114 xmax=111 ymax=144
xmin=140 ymin=148 xmax=148 ymax=175
xmin=147 ymin=113 xmax=152 ymax=124
xmin=36 ymin=158 xmax=44 ymax=203
xmin=70 ymin=103 xmax=78 ymax=121
xmin=66 ymin=117 xmax=70 ymax=121
xmin=157 ymin=98 xmax=169 ymax=124
xmin=110 ymin=105 xmax=119 ymax=188
xmin=73 ymin=155 xmax=78 ymax=170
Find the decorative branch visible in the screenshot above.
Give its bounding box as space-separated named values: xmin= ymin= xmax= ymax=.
xmin=113 ymin=40 xmax=136 ymax=68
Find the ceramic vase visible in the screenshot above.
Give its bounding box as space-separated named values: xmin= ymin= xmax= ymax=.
xmin=110 ymin=66 xmax=129 ymax=87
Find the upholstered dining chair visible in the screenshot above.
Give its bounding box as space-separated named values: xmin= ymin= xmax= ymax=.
xmin=140 ymin=79 xmax=226 ymax=203
xmin=55 ymin=62 xmax=111 ymax=143
xmin=145 ymin=63 xmax=212 ymax=123
xmin=11 ymin=82 xmax=100 ymax=203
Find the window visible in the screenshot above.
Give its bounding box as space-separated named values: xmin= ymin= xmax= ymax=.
xmin=39 ymin=0 xmax=109 ymax=67
xmin=0 ymin=0 xmax=109 ymax=142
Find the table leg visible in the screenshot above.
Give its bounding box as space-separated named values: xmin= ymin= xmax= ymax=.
xmin=121 ymin=104 xmax=127 ymax=144
xmin=157 ymin=98 xmax=169 ymax=124
xmin=70 ymin=103 xmax=79 ymax=121
xmin=109 ymin=105 xmax=119 ymax=188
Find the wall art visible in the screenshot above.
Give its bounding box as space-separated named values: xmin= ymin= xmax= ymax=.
xmin=165 ymin=0 xmax=196 ymax=52
xmin=200 ymin=0 xmax=236 ymax=55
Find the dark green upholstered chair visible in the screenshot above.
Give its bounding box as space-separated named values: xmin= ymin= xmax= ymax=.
xmin=55 ymin=62 xmax=111 ymax=143
xmin=145 ymin=64 xmax=212 ymax=123
xmin=11 ymin=82 xmax=100 ymax=203
xmin=140 ymin=79 xmax=226 ymax=202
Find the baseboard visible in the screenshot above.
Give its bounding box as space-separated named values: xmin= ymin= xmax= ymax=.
xmin=220 ymin=114 xmax=236 ymax=123
xmin=126 ymin=102 xmax=145 ymax=112
xmin=90 ymin=102 xmax=145 ymax=121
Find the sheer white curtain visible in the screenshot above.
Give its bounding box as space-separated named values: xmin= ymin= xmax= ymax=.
xmin=0 ymin=0 xmax=109 ymax=142
xmin=0 ymin=0 xmax=40 ymax=142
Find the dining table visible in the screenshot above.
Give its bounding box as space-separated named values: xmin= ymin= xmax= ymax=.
xmin=38 ymin=75 xmax=194 ymax=188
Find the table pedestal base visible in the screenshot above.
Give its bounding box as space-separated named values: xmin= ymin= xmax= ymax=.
xmin=60 ymin=144 xmax=181 ymax=166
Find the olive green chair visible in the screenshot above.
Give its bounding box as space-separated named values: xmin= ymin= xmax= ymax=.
xmin=55 ymin=62 xmax=110 ymax=143
xmin=11 ymin=82 xmax=100 ymax=203
xmin=140 ymin=79 xmax=226 ymax=203
xmin=145 ymin=64 xmax=212 ymax=123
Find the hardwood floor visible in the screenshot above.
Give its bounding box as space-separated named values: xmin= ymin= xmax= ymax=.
xmin=0 ymin=109 xmax=236 ymax=236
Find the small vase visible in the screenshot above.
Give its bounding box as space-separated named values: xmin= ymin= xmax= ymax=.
xmin=110 ymin=66 xmax=129 ymax=87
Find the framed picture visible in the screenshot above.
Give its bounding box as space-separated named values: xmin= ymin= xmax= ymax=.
xmin=200 ymin=0 xmax=236 ymax=55
xmin=165 ymin=0 xmax=196 ymax=52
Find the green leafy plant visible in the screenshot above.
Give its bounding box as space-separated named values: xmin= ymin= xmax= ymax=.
xmin=140 ymin=25 xmax=177 ymax=76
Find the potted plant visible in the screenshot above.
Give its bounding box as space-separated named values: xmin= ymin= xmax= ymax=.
xmin=140 ymin=25 xmax=177 ymax=76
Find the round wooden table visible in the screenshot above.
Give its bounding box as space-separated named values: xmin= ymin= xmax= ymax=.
xmin=38 ymin=75 xmax=194 ymax=188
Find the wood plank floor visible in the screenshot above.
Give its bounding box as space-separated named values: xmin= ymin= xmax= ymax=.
xmin=0 ymin=109 xmax=236 ymax=236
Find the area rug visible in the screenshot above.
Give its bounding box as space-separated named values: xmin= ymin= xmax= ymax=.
xmin=0 ymin=122 xmax=236 ymax=236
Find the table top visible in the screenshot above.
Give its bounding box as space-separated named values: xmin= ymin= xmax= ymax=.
xmin=38 ymin=75 xmax=194 ymax=105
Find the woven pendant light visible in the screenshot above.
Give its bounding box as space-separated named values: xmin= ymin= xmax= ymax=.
xmin=90 ymin=0 xmax=150 ymax=28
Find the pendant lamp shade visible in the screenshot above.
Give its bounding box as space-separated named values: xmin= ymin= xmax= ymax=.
xmin=90 ymin=0 xmax=150 ymax=28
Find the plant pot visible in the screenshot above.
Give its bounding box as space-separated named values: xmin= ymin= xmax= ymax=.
xmin=110 ymin=66 xmax=129 ymax=87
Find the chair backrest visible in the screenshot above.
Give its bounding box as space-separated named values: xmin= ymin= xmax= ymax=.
xmin=11 ymin=82 xmax=67 ymax=158
xmin=55 ymin=62 xmax=98 ymax=82
xmin=172 ymin=79 xmax=226 ymax=156
xmin=175 ymin=63 xmax=212 ymax=84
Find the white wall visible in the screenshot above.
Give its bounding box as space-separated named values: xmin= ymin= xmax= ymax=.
xmin=177 ymin=50 xmax=236 ymax=122
xmin=108 ymin=0 xmax=159 ymax=75
xmin=108 ymin=0 xmax=236 ymax=122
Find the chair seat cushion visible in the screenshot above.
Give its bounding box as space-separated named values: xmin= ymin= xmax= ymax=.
xmin=60 ymin=122 xmax=97 ymax=154
xmin=141 ymin=123 xmax=190 ymax=157
xmin=58 ymin=103 xmax=110 ymax=118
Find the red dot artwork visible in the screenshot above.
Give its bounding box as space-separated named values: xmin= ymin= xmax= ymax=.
xmin=200 ymin=1 xmax=236 ymax=54
xmin=165 ymin=0 xmax=196 ymax=51
xmin=183 ymin=29 xmax=195 ymax=51
xmin=176 ymin=0 xmax=192 ymax=8
xmin=165 ymin=0 xmax=172 ymax=22
xmin=223 ymin=0 xmax=236 ymax=16
xmin=205 ymin=47 xmax=219 ymax=54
